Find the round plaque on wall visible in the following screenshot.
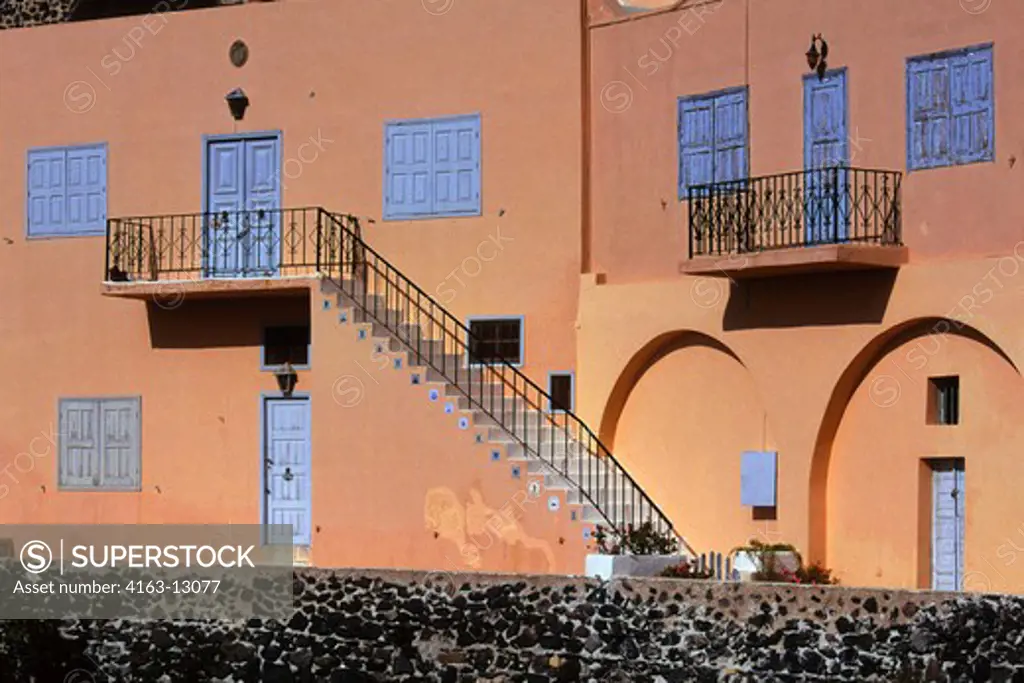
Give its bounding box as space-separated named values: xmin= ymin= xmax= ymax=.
xmin=229 ymin=40 xmax=249 ymax=68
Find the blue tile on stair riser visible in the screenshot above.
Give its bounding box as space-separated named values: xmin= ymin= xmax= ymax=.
xmin=444 ymin=403 xmax=454 ymax=414
xmin=357 ymin=329 xmax=367 ymax=341
xmin=475 ymin=433 xmax=484 ymax=444
xmin=511 ymin=466 xmax=521 ymax=479
xmin=570 ymin=510 xmax=577 ymax=522
xmin=583 ymin=528 xmax=592 ymax=540
xmin=322 ymin=299 xmax=331 ymax=310
xmin=429 ymin=389 xmax=440 ymax=402
xmin=339 ymin=311 xmax=348 ymax=323
xmin=458 ymin=417 xmax=469 ymax=430
xmin=411 ymin=374 xmax=421 ymax=385
xmin=547 ymin=496 xmax=560 ymax=512
xmin=490 ymin=450 xmax=501 ymax=462
xmin=394 ymin=358 xmax=402 ymax=370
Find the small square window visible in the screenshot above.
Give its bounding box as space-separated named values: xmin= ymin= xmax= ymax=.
xmin=467 ymin=318 xmax=522 ymax=366
xmin=929 ymin=376 xmax=960 ymax=426
xmin=548 ymin=373 xmax=574 ymax=413
xmin=263 ymin=326 xmax=310 ymax=368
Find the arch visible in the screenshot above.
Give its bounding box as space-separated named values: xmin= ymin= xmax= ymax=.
xmin=807 ymin=317 xmax=1019 ymax=564
xmin=598 ymin=330 xmax=751 ymax=450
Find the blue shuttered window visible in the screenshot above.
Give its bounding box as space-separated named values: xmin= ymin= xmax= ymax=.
xmin=27 ymin=144 xmax=107 ymax=237
xmin=58 ymin=397 xmax=141 ymax=490
xmin=384 ymin=114 xmax=481 ymax=219
xmin=907 ymin=45 xmax=994 ymax=170
xmin=678 ymin=88 xmax=748 ymax=197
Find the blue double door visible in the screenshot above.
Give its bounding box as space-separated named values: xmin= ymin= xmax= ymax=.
xmin=804 ymin=70 xmax=849 ymax=244
xmin=205 ymin=134 xmax=281 ymax=277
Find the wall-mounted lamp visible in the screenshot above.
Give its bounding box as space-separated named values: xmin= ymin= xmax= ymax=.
xmin=805 ymin=34 xmax=829 ymax=81
xmin=225 ymin=87 xmax=250 ymax=121
xmin=274 ymin=362 xmax=298 ymax=397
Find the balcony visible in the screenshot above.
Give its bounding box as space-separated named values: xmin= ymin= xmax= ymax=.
xmin=103 ymin=207 xmax=362 ymax=300
xmin=682 ymin=167 xmax=907 ymax=279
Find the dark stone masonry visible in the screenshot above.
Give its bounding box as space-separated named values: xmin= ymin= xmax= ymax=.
xmin=1 ymin=568 xmax=1023 ymax=682
xmin=0 ymin=0 xmax=74 ymax=29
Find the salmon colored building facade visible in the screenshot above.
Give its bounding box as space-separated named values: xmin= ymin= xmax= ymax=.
xmin=1 ymin=0 xmax=1023 ymax=593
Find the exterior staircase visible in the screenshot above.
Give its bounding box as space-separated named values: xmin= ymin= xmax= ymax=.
xmin=318 ymin=210 xmax=690 ymax=553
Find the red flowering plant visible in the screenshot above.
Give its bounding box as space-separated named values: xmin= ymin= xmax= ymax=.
xmin=659 ymin=558 xmax=715 ymax=579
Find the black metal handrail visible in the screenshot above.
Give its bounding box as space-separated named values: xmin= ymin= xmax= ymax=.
xmin=105 ymin=207 xmax=332 ymax=281
xmin=688 ymin=166 xmax=902 ymax=258
xmin=318 ymin=209 xmax=686 ymax=549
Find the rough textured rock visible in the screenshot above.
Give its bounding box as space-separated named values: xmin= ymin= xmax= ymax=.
xmin=0 ymin=0 xmax=75 ymax=29
xmin=1 ymin=569 xmax=1023 ymax=682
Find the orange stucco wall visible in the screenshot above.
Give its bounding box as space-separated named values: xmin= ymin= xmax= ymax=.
xmin=309 ymin=287 xmax=587 ymax=574
xmin=0 ymin=0 xmax=585 ymax=571
xmin=589 ymin=0 xmax=1024 ymax=280
xmin=578 ymin=0 xmax=1024 ymax=591
xmin=3 ymin=0 xmax=1024 ymax=591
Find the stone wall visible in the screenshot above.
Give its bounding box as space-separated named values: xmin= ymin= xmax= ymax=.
xmin=2 ymin=569 xmax=1023 ymax=682
xmin=0 ymin=0 xmax=73 ymax=29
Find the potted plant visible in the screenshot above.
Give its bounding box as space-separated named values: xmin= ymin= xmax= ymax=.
xmin=584 ymin=522 xmax=688 ymax=580
xmin=730 ymin=539 xmax=803 ymax=582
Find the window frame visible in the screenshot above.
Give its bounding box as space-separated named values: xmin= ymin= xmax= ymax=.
xmin=547 ymin=371 xmax=575 ymax=413
xmin=57 ymin=396 xmax=142 ymax=492
xmin=465 ymin=315 xmax=524 ymax=368
xmin=905 ymin=43 xmax=995 ymax=172
xmin=928 ymin=376 xmax=960 ymax=426
xmin=383 ymin=113 xmax=483 ymax=221
xmin=677 ymin=85 xmax=750 ymax=198
xmin=260 ymin=324 xmax=312 ymax=371
xmin=26 ymin=142 xmax=109 ymax=239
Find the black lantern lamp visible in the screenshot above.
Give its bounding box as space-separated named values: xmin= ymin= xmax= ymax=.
xmin=805 ymin=36 xmax=820 ymax=70
xmin=806 ymin=34 xmax=829 ymax=80
xmin=225 ymin=87 xmax=250 ymax=121
xmin=274 ymin=362 xmax=298 ymax=397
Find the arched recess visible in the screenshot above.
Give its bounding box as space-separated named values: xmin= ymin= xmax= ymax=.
xmin=807 ymin=317 xmax=1019 ymax=566
xmin=598 ymin=331 xmax=775 ymax=551
xmin=598 ymin=330 xmax=751 ymax=450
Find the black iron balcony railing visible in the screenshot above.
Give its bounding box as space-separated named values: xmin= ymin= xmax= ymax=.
xmin=105 ymin=207 xmax=360 ymax=282
xmin=688 ymin=167 xmax=902 ymax=258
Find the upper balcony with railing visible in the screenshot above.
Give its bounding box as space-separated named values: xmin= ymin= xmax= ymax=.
xmin=681 ymin=166 xmax=908 ymax=279
xmin=103 ymin=207 xmax=360 ymax=299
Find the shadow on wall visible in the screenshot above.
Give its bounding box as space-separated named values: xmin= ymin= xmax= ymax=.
xmin=146 ymin=294 xmax=309 ymax=349
xmin=597 ymin=330 xmax=749 ymax=447
xmin=723 ymin=270 xmax=897 ymax=330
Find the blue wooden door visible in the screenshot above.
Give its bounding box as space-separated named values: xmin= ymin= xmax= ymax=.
xmin=243 ymin=139 xmax=280 ymax=275
xmin=205 ymin=136 xmax=280 ymax=277
xmin=263 ymin=397 xmax=311 ymax=547
xmin=804 ymin=70 xmax=848 ymax=244
xmin=932 ymin=461 xmax=965 ymax=591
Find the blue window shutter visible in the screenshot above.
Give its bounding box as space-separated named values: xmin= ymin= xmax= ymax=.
xmin=431 ymin=115 xmax=481 ymax=216
xmin=27 ymin=148 xmax=67 ymax=236
xmin=713 ymin=90 xmax=748 ymax=183
xmin=908 ymin=57 xmax=952 ymax=170
xmin=679 ymin=96 xmax=714 ymax=195
xmin=99 ymin=398 xmax=141 ymax=489
xmin=65 ymin=145 xmax=107 ymax=235
xmin=59 ymin=399 xmax=101 ymax=488
xmin=950 ymin=47 xmax=994 ymax=164
xmin=384 ymin=122 xmax=432 ymax=218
